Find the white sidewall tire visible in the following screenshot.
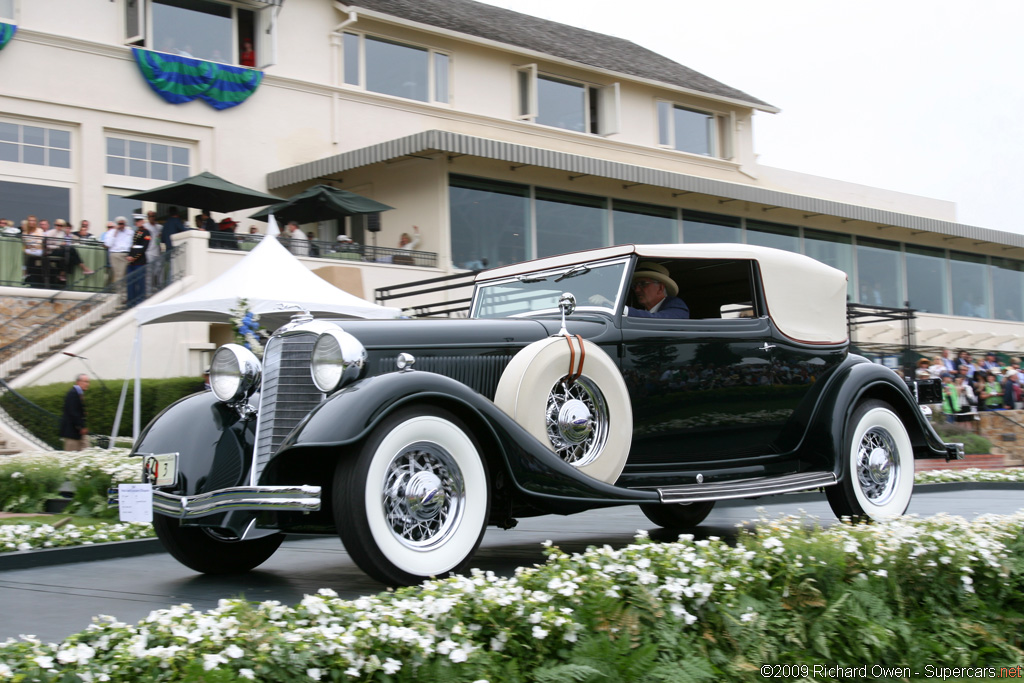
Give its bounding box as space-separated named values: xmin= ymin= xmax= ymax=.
xmin=363 ymin=414 xmax=488 ymax=577
xmin=494 ymin=337 xmax=632 ymax=484
xmin=847 ymin=405 xmax=913 ymax=520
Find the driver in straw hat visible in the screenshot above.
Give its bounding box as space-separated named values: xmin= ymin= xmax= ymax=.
xmin=626 ymin=261 xmax=690 ymax=318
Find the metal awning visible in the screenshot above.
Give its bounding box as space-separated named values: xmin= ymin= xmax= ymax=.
xmin=267 ymin=129 xmax=1024 ymax=249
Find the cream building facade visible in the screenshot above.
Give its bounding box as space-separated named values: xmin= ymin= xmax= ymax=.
xmin=2 ymin=0 xmax=1024 ymax=394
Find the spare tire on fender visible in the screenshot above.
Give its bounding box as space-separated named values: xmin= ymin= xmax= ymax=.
xmin=493 ymin=335 xmax=632 ymax=484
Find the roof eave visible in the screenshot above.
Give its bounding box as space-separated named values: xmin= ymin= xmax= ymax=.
xmin=334 ymin=2 xmax=779 ymax=114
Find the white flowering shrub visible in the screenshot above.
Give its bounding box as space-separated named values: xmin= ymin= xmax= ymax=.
xmin=0 ymin=448 xmax=139 ymax=519
xmin=0 ymin=511 xmax=1021 ymax=681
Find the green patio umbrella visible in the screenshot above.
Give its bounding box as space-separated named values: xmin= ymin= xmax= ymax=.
xmin=249 ymin=184 xmax=394 ymax=224
xmin=124 ymin=171 xmax=281 ymax=212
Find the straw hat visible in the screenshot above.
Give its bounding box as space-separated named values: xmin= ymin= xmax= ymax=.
xmin=632 ymin=262 xmax=678 ymax=298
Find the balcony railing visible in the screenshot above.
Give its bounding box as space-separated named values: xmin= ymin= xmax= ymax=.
xmin=1 ymin=234 xmax=112 ymax=292
xmin=228 ymin=234 xmax=437 ymax=268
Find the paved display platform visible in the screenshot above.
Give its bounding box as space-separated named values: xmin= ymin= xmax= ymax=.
xmin=1 ymin=485 xmax=1021 ymax=644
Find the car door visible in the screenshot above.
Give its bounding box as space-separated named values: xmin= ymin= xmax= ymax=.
xmin=617 ymin=258 xmax=799 ymax=470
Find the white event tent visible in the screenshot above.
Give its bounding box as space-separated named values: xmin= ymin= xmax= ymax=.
xmin=113 ymin=217 xmax=401 ymax=442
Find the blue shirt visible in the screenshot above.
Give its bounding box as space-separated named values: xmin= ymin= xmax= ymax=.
xmin=627 ymin=296 xmax=690 ymax=319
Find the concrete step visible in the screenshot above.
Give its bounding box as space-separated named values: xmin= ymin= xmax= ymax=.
xmin=915 ymin=453 xmax=1020 ymax=472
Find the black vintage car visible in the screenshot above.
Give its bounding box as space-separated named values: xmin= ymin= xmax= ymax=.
xmin=128 ymin=244 xmax=960 ymax=585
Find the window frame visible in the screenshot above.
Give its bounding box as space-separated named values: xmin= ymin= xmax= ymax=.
xmin=0 ymin=0 xmax=18 ymax=23
xmin=104 ymin=132 xmax=193 ymax=185
xmin=516 ymin=65 xmax=620 ymax=136
xmin=656 ymin=99 xmax=730 ymax=159
xmin=342 ymin=31 xmax=451 ymax=105
xmin=0 ymin=118 xmax=74 ymax=173
xmin=126 ymin=0 xmax=276 ymax=69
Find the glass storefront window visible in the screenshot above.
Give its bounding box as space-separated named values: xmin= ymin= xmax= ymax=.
xmin=682 ymin=210 xmax=740 ymax=243
xmin=950 ymin=251 xmax=990 ymax=318
xmin=108 ymin=193 xmax=142 ymax=222
xmin=804 ymin=229 xmax=853 ymax=300
xmin=0 ymin=181 xmax=70 ymax=226
xmin=611 ymin=200 xmax=676 ymax=245
xmin=992 ymin=258 xmax=1024 ymax=322
xmin=535 ymin=188 xmax=606 ymax=258
xmin=856 ymin=237 xmax=903 ymax=307
xmin=746 ymin=220 xmax=798 ymax=252
xmin=905 ymin=244 xmax=948 ymax=314
xmin=449 ymin=175 xmax=529 ymax=269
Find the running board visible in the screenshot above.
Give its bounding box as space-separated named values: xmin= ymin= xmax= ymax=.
xmin=646 ymin=472 xmax=837 ymax=504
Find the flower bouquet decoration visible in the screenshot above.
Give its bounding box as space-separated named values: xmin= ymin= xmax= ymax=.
xmin=230 ymin=298 xmax=268 ymax=358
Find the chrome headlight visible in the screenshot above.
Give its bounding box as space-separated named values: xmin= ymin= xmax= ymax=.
xmin=210 ymin=344 xmax=262 ymax=404
xmin=311 ymin=329 xmax=366 ymax=393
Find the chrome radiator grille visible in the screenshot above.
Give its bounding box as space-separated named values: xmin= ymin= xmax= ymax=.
xmin=252 ymin=333 xmax=322 ymax=483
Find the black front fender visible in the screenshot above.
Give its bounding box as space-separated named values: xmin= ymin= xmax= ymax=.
xmin=132 ymin=391 xmax=256 ymax=497
xmin=278 ymin=371 xmax=658 ymax=506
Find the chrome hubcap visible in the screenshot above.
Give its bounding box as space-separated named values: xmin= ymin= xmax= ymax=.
xmin=546 ymin=377 xmax=608 ymax=467
xmin=856 ymin=427 xmax=900 ymax=504
xmin=382 ymin=443 xmax=465 ymax=550
xmin=557 ymin=399 xmax=593 ymax=444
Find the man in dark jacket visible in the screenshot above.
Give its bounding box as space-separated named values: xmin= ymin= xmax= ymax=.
xmin=160 ymin=206 xmax=187 ymax=251
xmin=59 ymin=374 xmax=89 ymax=451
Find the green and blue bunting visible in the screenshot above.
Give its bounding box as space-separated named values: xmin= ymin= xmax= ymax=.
xmin=0 ymin=23 xmax=17 ymax=51
xmin=132 ymin=48 xmax=263 ymax=110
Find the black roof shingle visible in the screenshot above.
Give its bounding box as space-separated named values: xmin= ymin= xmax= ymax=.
xmin=342 ymin=0 xmax=775 ymax=110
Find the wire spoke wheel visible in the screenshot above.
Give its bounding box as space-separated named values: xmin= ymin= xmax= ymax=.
xmin=381 ymin=443 xmax=465 ymax=551
xmin=545 ymin=377 xmax=609 ymax=468
xmin=855 ymin=426 xmax=900 ymax=505
xmin=827 ymin=399 xmax=913 ymax=521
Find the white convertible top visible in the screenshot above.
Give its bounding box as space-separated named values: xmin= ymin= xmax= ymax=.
xmin=477 ymin=243 xmax=849 ymax=344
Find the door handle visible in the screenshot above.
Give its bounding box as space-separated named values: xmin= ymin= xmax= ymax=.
xmin=759 ymin=342 xmax=776 ymax=352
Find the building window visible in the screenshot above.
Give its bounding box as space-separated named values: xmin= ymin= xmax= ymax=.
xmin=746 ymin=220 xmax=798 ymax=253
xmin=535 ymin=189 xmax=607 ymax=259
xmin=106 ymin=137 xmax=190 ymax=181
xmin=991 ymin=258 xmax=1024 ymax=322
xmin=517 ymin=65 xmax=619 ymax=135
xmin=803 ymin=229 xmax=853 ymax=300
xmin=856 ymin=237 xmax=903 ymax=308
xmin=0 ymin=180 xmax=70 ymax=227
xmin=905 ymin=245 xmax=949 ymax=314
xmin=612 ymin=200 xmax=677 ymax=245
xmin=682 ymin=210 xmax=740 ymax=243
xmin=108 ymin=193 xmax=143 ymax=223
xmin=343 ymin=33 xmax=449 ymax=104
xmin=0 ymin=0 xmax=14 ymax=21
xmin=128 ymin=0 xmax=275 ymax=68
xmin=0 ymin=122 xmax=70 ymax=169
xmin=950 ymin=251 xmax=990 ymax=318
xmin=658 ymin=101 xmax=726 ymax=157
xmin=449 ymin=175 xmax=529 ymax=269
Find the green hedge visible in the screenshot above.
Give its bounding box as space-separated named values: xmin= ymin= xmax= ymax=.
xmin=1 ymin=377 xmax=202 ymax=445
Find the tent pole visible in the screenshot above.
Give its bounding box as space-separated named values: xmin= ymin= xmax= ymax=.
xmin=109 ymin=328 xmax=141 ymax=449
xmin=133 ymin=326 xmax=142 ymax=442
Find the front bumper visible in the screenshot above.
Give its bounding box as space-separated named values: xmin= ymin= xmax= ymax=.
xmin=946 ymin=442 xmax=965 ymax=461
xmin=110 ymin=485 xmax=322 ymax=520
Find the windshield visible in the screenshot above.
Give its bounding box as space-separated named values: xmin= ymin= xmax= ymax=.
xmin=473 ymin=259 xmax=628 ymax=318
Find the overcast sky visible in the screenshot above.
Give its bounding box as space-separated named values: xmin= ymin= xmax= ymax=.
xmin=478 ymin=0 xmax=1024 ymax=235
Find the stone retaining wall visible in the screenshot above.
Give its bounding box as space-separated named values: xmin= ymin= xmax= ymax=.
xmin=0 ymin=297 xmax=73 ymax=347
xmin=977 ymin=409 xmax=1024 ymax=465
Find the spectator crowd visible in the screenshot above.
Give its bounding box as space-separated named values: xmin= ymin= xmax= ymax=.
xmin=916 ymin=349 xmax=1024 ymax=423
